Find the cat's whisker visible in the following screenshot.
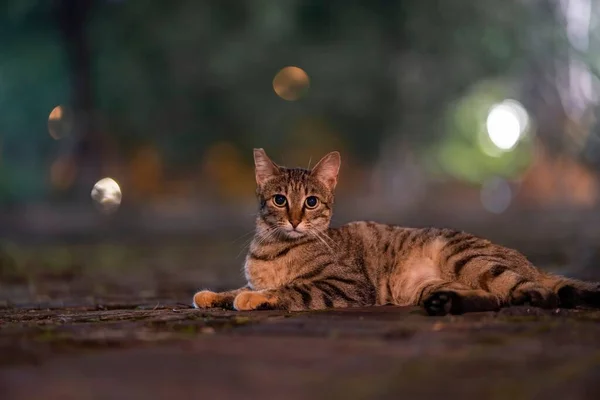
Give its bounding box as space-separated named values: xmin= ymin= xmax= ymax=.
xmin=238 ymin=225 xmax=279 ymax=258
xmin=259 ymin=226 xmax=280 ymax=244
xmin=314 ymin=235 xmax=332 ymax=252
xmin=307 ymin=224 xmax=335 ymax=245
xmin=236 ymin=237 xmax=256 ymax=258
xmin=309 ymin=228 xmax=334 ymax=252
xmin=320 ymin=232 xmax=336 ymax=250
xmin=253 ymin=229 xmax=273 ymax=247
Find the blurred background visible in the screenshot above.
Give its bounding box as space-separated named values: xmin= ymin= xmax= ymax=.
xmin=2 ymin=0 xmax=600 ymax=306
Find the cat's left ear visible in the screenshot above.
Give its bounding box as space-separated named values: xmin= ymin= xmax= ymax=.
xmin=311 ymin=151 xmax=341 ymax=190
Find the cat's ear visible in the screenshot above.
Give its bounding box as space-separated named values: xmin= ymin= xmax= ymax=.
xmin=253 ymin=148 xmax=280 ymax=186
xmin=311 ymin=151 xmax=341 ymax=190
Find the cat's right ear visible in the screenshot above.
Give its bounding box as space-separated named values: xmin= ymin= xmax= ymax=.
xmin=253 ymin=148 xmax=280 ymax=186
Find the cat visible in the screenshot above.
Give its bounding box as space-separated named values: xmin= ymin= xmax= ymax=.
xmin=193 ymin=148 xmax=600 ymax=315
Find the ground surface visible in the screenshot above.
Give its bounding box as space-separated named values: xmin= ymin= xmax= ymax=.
xmin=2 ymin=237 xmax=600 ymax=399
xmin=2 ymin=301 xmax=600 ymax=400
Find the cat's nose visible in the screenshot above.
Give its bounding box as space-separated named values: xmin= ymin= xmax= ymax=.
xmin=290 ymin=219 xmax=301 ymax=229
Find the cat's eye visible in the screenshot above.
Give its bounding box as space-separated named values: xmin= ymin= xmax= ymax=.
xmin=273 ymin=194 xmax=287 ymax=207
xmin=305 ymin=196 xmax=319 ymax=209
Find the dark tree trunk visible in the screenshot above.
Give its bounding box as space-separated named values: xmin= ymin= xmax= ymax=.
xmin=56 ymin=0 xmax=102 ymax=199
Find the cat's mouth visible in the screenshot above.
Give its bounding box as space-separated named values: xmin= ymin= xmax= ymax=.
xmin=283 ymin=228 xmax=306 ymax=239
xmin=284 ymin=230 xmax=305 ymax=239
xmin=281 ymin=223 xmax=307 ymax=239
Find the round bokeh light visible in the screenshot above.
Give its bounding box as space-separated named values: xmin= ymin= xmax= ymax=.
xmin=91 ymin=177 xmax=122 ymax=214
xmin=272 ymin=66 xmax=310 ymax=101
xmin=48 ymin=105 xmax=74 ymax=140
xmin=486 ymin=100 xmax=529 ymax=151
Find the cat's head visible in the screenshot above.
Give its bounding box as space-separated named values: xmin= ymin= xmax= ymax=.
xmin=253 ymin=148 xmax=340 ymax=240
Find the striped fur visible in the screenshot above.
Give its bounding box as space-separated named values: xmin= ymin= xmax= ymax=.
xmin=193 ymin=149 xmax=600 ymax=315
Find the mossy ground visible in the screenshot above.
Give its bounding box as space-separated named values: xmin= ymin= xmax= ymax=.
xmin=2 ymin=304 xmax=600 ymax=399
xmin=1 ymin=240 xmax=600 ymax=399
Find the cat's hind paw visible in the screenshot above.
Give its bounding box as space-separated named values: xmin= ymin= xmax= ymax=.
xmin=557 ymin=283 xmax=600 ymax=308
xmin=510 ymin=284 xmax=559 ymax=309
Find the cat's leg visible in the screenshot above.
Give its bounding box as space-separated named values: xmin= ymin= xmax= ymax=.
xmin=453 ymin=260 xmax=559 ymax=309
xmin=539 ymin=275 xmax=600 ymax=308
xmin=415 ymin=280 xmax=501 ymax=316
xmin=439 ymin=237 xmax=562 ymax=309
xmin=388 ymin=256 xmax=499 ymax=315
xmin=193 ymin=286 xmax=250 ymax=310
xmin=233 ymin=279 xmax=374 ymax=311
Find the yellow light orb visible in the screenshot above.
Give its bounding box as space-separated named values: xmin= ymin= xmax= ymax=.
xmin=91 ymin=177 xmax=122 ymax=214
xmin=272 ymin=66 xmax=310 ymax=101
xmin=48 ymin=105 xmax=74 ymax=140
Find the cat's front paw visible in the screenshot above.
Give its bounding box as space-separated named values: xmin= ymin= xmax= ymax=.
xmin=233 ymin=291 xmax=276 ymax=311
xmin=193 ymin=290 xmax=221 ymax=308
xmin=422 ymin=291 xmax=456 ymax=316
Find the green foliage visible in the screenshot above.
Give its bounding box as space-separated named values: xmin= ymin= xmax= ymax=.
xmin=430 ymin=80 xmax=533 ymax=183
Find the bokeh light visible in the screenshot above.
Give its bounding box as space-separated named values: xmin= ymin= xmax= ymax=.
xmin=47 ymin=105 xmax=73 ymax=140
xmin=50 ymin=157 xmax=77 ymax=190
xmin=272 ymin=66 xmax=310 ymax=101
xmin=486 ymin=100 xmax=529 ymax=151
xmin=480 ymin=177 xmax=512 ymax=214
xmin=434 ymin=82 xmax=534 ymax=184
xmin=91 ymin=178 xmax=122 ymax=214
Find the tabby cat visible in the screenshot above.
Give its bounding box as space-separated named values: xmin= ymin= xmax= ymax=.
xmin=193 ymin=149 xmax=600 ymax=315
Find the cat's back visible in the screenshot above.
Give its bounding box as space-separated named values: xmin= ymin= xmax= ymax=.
xmin=330 ymin=221 xmax=450 ymax=255
xmin=332 ymin=221 xmax=539 ymax=279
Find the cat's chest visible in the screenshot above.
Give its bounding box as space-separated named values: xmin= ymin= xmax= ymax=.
xmin=244 ymin=258 xmax=294 ymax=290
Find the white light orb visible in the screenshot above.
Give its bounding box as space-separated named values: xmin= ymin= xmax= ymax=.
xmin=91 ymin=177 xmax=122 ymax=214
xmin=486 ymin=100 xmax=529 ymax=151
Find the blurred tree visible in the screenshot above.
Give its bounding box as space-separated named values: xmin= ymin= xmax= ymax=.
xmin=0 ymin=0 xmax=69 ymax=203
xmin=1 ymin=0 xmax=598 ymax=205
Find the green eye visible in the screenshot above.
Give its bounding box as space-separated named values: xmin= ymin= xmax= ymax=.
xmin=305 ymin=196 xmax=319 ymax=209
xmin=273 ymin=194 xmax=287 ymax=207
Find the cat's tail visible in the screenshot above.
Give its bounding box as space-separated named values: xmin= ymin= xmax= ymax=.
xmin=541 ymin=274 xmax=600 ymax=309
